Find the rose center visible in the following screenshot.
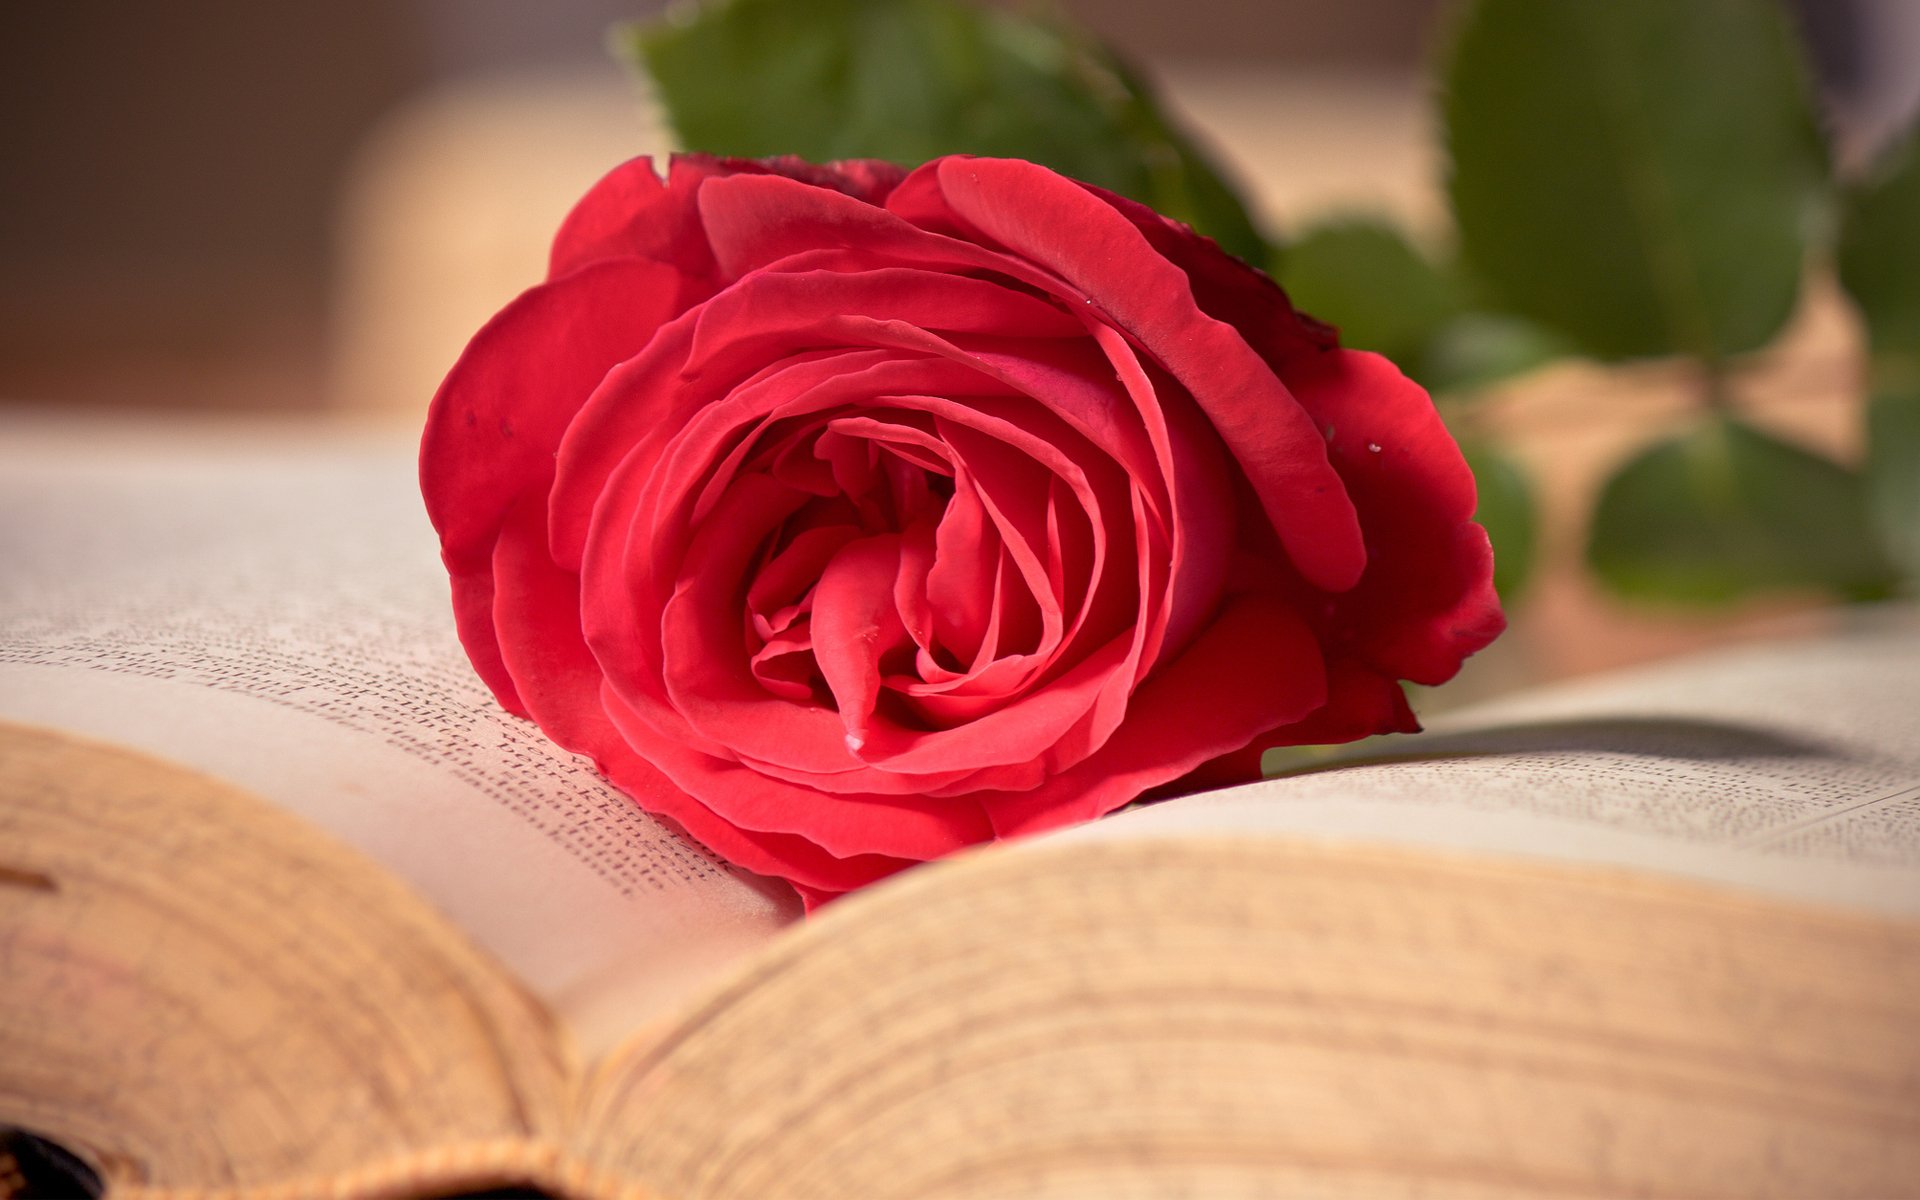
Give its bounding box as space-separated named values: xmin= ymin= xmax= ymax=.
xmin=736 ymin=406 xmax=1083 ymax=735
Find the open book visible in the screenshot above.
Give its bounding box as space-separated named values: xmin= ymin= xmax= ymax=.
xmin=3 ymin=413 xmax=1917 ymax=1199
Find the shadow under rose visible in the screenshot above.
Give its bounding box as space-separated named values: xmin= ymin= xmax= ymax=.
xmin=1257 ymin=716 xmax=1841 ymax=782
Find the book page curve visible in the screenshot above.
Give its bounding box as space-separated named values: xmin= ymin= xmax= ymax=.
xmin=0 ymin=722 xmax=578 ymax=1198
xmin=578 ymin=835 xmax=1920 ymax=1199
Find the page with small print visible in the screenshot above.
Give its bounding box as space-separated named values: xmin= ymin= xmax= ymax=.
xmin=1089 ymin=614 xmax=1920 ymax=916
xmin=0 ymin=414 xmax=799 ymax=1048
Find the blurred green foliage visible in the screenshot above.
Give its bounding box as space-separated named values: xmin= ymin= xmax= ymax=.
xmin=1588 ymin=417 xmax=1895 ymax=604
xmin=620 ymin=0 xmax=1267 ymax=262
xmin=623 ymin=0 xmax=1920 ymax=612
xmin=1458 ymin=439 xmax=1539 ymax=601
xmin=1443 ymin=0 xmax=1829 ymax=365
xmin=1274 ymin=219 xmax=1461 ymax=373
xmin=1838 ymin=127 xmax=1920 ymax=578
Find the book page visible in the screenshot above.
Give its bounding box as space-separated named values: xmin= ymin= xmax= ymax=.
xmin=1083 ymin=613 xmax=1920 ymax=916
xmin=0 ymin=412 xmax=800 ymax=1046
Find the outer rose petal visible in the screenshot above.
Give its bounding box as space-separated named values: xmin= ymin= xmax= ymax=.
xmin=550 ymin=154 xmax=907 ymax=283
xmin=1073 ymin=179 xmax=1337 ymax=361
xmin=1279 ymin=348 xmax=1505 ymax=685
xmin=548 ymin=157 xmax=668 ymax=279
xmin=1074 ymin=180 xmax=1503 ymax=681
xmin=888 ymin=157 xmax=1367 ymax=595
xmin=1173 ymin=658 xmax=1421 ymax=794
xmin=489 ymin=492 xmax=912 ymax=896
xmin=420 ymin=256 xmax=685 ymax=708
xmin=977 ymin=593 xmax=1327 ymax=837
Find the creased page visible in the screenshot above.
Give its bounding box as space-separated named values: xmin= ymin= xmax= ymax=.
xmin=1079 ymin=614 xmax=1920 ymax=916
xmin=0 ymin=413 xmax=801 ymax=1047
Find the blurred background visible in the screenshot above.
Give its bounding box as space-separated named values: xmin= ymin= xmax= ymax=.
xmin=0 ymin=0 xmax=1456 ymax=414
xmin=4 ymin=0 xmax=1917 ymax=685
xmin=5 ymin=0 xmax=1916 ymax=412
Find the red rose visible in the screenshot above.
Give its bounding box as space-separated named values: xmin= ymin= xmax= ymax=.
xmin=421 ymin=154 xmax=1503 ymax=906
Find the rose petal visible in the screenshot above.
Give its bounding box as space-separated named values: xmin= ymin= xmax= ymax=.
xmin=651 ymin=476 xmax=828 ymax=762
xmin=749 ymin=620 xmax=820 ymax=703
xmin=700 ymin=173 xmax=995 ymax=283
xmin=597 ymin=683 xmax=996 ymax=862
xmin=978 ymin=593 xmax=1328 ymax=837
xmin=549 ymin=157 xmax=671 ymax=280
xmin=546 ymin=268 xmax=1078 ymax=573
xmin=808 ymin=533 xmax=911 ymax=750
xmin=551 ymin=154 xmax=907 ymax=284
xmin=421 ymin=256 xmax=685 ymax=707
xmin=1083 ymin=320 xmax=1233 ymax=667
xmin=488 ymin=491 xmax=903 ymax=896
xmin=938 ymin=420 xmax=1062 ymax=657
xmin=1282 ymin=348 xmax=1506 ymax=684
xmin=683 ymin=268 xmax=1083 ymax=377
xmin=625 ymin=468 xmax=994 ymax=797
xmin=901 ymin=157 xmax=1366 ymax=595
xmin=747 ymin=524 xmax=861 ymax=628
xmin=1075 ymin=179 xmax=1338 ymax=360
xmin=1174 ymin=657 xmax=1422 ymax=793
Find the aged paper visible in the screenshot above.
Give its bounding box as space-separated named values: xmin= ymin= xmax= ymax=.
xmin=1091 ymin=617 xmax=1920 ymax=915
xmin=0 ymin=413 xmax=799 ymax=1042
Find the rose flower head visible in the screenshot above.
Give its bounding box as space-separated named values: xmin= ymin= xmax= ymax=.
xmin=421 ymin=154 xmax=1504 ymax=907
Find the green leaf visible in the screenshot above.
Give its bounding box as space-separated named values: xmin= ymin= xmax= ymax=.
xmin=1459 ymin=439 xmax=1538 ymax=601
xmin=1586 ymin=416 xmax=1896 ymax=605
xmin=1865 ymin=385 xmax=1920 ymax=580
xmin=1442 ymin=0 xmax=1829 ymax=363
xmin=1274 ymin=217 xmax=1569 ymax=394
xmin=621 ymin=0 xmax=1268 ymax=262
xmin=1838 ymin=126 xmax=1920 ymax=352
xmin=1419 ymin=311 xmax=1570 ymax=396
xmin=1275 ymin=217 xmax=1461 ymax=370
xmin=1837 ymin=124 xmax=1920 ymax=577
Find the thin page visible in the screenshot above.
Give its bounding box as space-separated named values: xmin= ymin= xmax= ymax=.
xmin=1079 ymin=614 xmax=1920 ymax=916
xmin=0 ymin=412 xmax=800 ymax=1048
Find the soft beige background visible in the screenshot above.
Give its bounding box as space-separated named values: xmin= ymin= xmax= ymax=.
xmin=0 ymin=0 xmax=1446 ymax=412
